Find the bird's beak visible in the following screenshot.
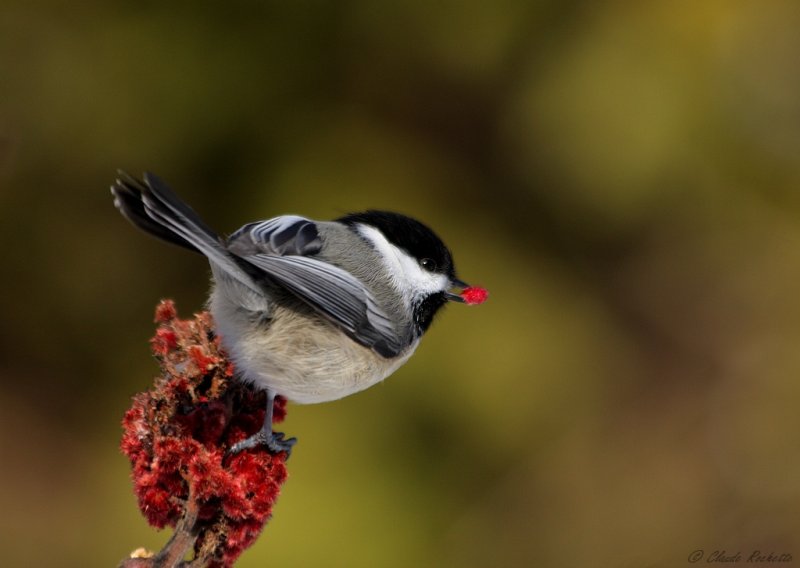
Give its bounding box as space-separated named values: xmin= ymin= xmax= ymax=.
xmin=446 ymin=279 xmax=470 ymax=303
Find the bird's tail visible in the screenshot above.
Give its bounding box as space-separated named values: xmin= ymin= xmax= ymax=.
xmin=111 ymin=171 xmax=259 ymax=292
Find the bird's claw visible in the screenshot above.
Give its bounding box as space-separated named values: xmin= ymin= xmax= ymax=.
xmin=268 ymin=432 xmax=298 ymax=456
xmin=228 ymin=430 xmax=298 ymax=458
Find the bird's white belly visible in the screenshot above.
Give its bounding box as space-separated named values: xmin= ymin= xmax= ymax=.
xmin=210 ymin=289 xmax=415 ymax=404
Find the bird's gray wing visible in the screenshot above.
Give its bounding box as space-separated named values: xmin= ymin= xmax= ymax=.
xmin=227 ymin=216 xmax=323 ymax=257
xmin=228 ymin=217 xmax=407 ymax=358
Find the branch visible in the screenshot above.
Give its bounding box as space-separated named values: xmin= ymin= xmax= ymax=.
xmin=118 ymin=300 xmax=290 ymax=568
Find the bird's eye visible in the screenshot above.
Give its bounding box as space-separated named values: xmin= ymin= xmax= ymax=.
xmin=420 ymin=258 xmax=437 ymax=271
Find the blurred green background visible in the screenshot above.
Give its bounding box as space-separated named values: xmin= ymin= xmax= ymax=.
xmin=3 ymin=1 xmax=800 ymax=566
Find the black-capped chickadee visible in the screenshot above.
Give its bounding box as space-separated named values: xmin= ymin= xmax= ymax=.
xmin=111 ymin=172 xmax=487 ymax=455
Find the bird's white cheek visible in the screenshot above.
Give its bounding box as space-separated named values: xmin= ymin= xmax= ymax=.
xmin=397 ymin=257 xmax=448 ymax=298
xmin=357 ymin=224 xmax=447 ymax=303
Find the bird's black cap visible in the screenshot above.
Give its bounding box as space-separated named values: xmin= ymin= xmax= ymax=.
xmin=337 ymin=210 xmax=457 ymax=280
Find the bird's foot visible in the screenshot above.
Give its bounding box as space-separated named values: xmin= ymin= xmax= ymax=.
xmin=228 ymin=430 xmax=297 ymax=458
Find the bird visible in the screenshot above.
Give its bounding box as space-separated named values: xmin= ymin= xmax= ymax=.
xmin=111 ymin=172 xmax=487 ymax=456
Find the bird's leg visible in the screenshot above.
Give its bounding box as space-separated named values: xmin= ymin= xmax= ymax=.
xmin=228 ymin=390 xmax=297 ymax=457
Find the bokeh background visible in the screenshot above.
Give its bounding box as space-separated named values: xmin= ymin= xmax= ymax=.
xmin=3 ymin=1 xmax=800 ymax=566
